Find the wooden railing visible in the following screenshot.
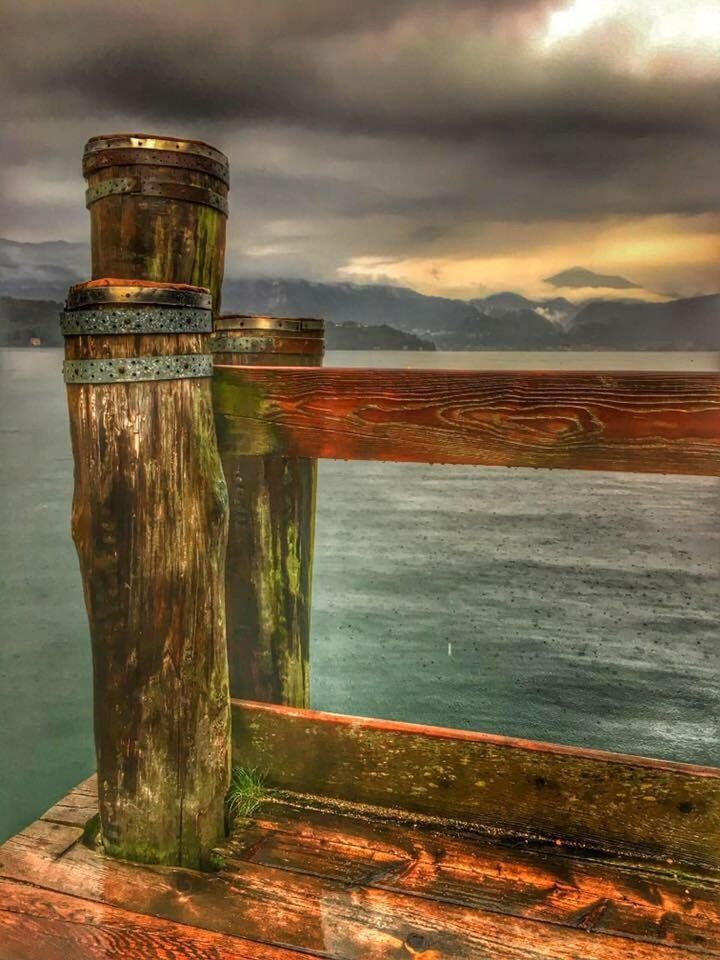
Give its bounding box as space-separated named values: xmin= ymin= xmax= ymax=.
xmin=218 ymin=360 xmax=720 ymax=868
xmin=63 ymin=130 xmax=720 ymax=871
xmin=214 ymin=366 xmax=720 ymax=475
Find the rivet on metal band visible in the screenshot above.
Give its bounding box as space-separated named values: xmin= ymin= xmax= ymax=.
xmin=63 ymin=355 xmax=214 ymax=384
xmin=66 ymin=285 xmax=212 ymax=310
xmin=209 ymin=335 xmax=275 ymax=353
xmin=85 ymin=178 xmax=229 ymax=216
xmin=60 ymin=307 xmax=212 ymax=336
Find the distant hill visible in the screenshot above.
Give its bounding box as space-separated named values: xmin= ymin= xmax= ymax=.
xmin=0 ymin=296 xmax=63 ymax=347
xmin=0 ymin=295 xmax=434 ymax=351
xmin=326 ymin=321 xmax=434 ymax=350
xmin=567 ymin=294 xmax=720 ymax=349
xmin=470 ymin=292 xmax=538 ymax=317
xmin=0 ymin=238 xmax=88 ymax=299
xmin=0 ymin=239 xmax=717 ymax=350
xmin=222 ymin=277 xmax=480 ymax=336
xmin=544 ymin=267 xmax=640 ymax=290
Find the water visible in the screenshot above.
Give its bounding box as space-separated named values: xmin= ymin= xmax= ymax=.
xmin=0 ymin=348 xmax=718 ymax=842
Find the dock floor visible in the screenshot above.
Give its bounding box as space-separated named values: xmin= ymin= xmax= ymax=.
xmin=0 ymin=777 xmax=718 ymax=959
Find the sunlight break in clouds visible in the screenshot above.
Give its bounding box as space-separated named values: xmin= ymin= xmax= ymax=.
xmin=338 ymin=215 xmax=720 ymax=301
xmin=542 ymin=0 xmax=720 ymax=75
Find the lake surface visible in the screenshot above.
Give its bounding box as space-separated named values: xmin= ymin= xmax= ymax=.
xmin=0 ymin=348 xmax=718 ymax=842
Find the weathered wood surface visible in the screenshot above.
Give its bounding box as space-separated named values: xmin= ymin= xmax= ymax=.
xmin=213 ymin=366 xmax=720 ymax=475
xmin=84 ymin=134 xmax=228 ymax=311
xmin=213 ymin=320 xmax=324 ymax=706
xmin=39 ymin=775 xmax=98 ymax=828
xmin=232 ymin=701 xmax=720 ymax=869
xmin=0 ymin=879 xmax=323 ymax=960
xmin=64 ymin=281 xmax=231 ymax=867
xmin=0 ymin=781 xmax=716 ymax=960
xmin=225 ymin=803 xmax=720 ymax=953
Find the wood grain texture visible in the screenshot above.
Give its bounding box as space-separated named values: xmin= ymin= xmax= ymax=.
xmin=231 ymin=701 xmax=720 ymax=869
xmin=64 ymin=307 xmax=231 ymax=867
xmin=213 ymin=329 xmax=323 ymax=706
xmin=0 ymin=879 xmax=323 ymax=960
xmin=0 ymin=815 xmax=706 ymax=960
xmin=225 ymin=803 xmax=720 ymax=953
xmin=213 ymin=366 xmax=720 ymax=475
xmin=2 ymin=780 xmax=716 ymax=960
xmin=40 ymin=776 xmax=98 ymax=828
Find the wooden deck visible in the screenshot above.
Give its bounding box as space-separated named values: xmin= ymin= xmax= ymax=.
xmin=1 ymin=774 xmax=719 ymax=959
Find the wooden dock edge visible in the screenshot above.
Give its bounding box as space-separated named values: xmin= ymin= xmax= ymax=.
xmin=231 ymin=700 xmax=720 ymax=869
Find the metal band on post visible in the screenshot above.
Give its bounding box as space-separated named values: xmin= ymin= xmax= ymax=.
xmin=60 ymin=306 xmax=212 ymax=336
xmin=214 ymin=315 xmax=325 ymax=333
xmin=63 ymin=355 xmax=214 ymax=383
xmin=209 ymin=335 xmax=275 ymax=354
xmin=83 ymin=134 xmax=230 ymax=178
xmin=66 ymin=285 xmax=213 ymax=310
xmin=85 ymin=178 xmax=229 ymax=215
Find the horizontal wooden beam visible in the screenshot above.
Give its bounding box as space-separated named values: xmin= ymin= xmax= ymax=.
xmin=213 ymin=366 xmax=720 ymax=475
xmin=231 ymin=700 xmax=720 ymax=869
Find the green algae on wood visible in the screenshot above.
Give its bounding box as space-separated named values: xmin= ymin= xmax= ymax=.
xmin=63 ymin=284 xmax=231 ymax=869
xmin=212 ymin=320 xmax=324 ymax=707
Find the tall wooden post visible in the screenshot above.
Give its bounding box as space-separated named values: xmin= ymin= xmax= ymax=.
xmin=62 ymin=280 xmax=231 ymax=868
xmin=83 ymin=134 xmax=229 ymax=311
xmin=212 ymin=316 xmax=324 ymax=705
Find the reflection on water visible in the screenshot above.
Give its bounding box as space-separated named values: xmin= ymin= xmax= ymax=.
xmin=0 ymin=348 xmax=718 ymax=844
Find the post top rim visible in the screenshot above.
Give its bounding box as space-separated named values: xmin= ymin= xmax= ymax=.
xmin=84 ymin=134 xmax=228 ymax=167
xmin=216 ymin=314 xmax=324 ymax=332
xmin=72 ymin=278 xmax=211 ymax=292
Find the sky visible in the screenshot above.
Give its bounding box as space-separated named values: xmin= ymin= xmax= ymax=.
xmin=2 ymin=0 xmax=719 ymax=302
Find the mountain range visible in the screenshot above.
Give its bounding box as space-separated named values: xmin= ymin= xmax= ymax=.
xmin=1 ymin=239 xmax=717 ymax=350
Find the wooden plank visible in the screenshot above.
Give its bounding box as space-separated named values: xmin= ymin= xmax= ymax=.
xmin=0 ymin=878 xmax=322 ymax=960
xmin=0 ymin=821 xmax=705 ymax=960
xmin=213 ymin=366 xmax=720 ymax=475
xmin=231 ymin=700 xmax=720 ymax=868
xmin=225 ymin=803 xmax=720 ymax=953
xmin=41 ymin=776 xmax=98 ymax=828
xmin=214 ymin=858 xmax=707 ymax=959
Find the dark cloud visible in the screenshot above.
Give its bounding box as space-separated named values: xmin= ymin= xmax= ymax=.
xmin=1 ymin=0 xmax=718 ymax=296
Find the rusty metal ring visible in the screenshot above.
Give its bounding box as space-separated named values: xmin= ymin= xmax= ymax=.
xmin=85 ymin=178 xmax=229 ymax=216
xmin=63 ymin=355 xmax=213 ymax=383
xmin=66 ymin=285 xmax=212 ymax=310
xmin=83 ymin=148 xmax=230 ymax=185
xmin=214 ymin=316 xmax=324 ymax=333
xmin=84 ymin=135 xmax=228 ymax=167
xmin=209 ymin=335 xmax=277 ymax=353
xmin=61 ymin=306 xmax=212 ymax=336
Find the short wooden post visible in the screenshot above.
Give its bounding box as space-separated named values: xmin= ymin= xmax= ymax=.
xmin=212 ymin=316 xmax=324 ymax=705
xmin=83 ymin=134 xmax=229 ymax=311
xmin=62 ymin=280 xmax=231 ymax=868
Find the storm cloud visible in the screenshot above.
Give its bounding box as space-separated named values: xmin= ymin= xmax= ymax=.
xmin=2 ymin=0 xmax=718 ymax=298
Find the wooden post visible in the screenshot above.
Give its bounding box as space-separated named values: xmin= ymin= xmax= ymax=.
xmin=83 ymin=134 xmax=229 ymax=312
xmin=212 ymin=316 xmax=324 ymax=706
xmin=61 ymin=279 xmax=231 ymax=868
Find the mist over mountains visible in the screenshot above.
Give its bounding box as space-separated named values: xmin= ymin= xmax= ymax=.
xmin=1 ymin=238 xmax=718 ymax=350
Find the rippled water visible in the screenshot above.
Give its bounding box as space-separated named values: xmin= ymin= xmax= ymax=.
xmin=0 ymin=348 xmax=717 ymax=842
